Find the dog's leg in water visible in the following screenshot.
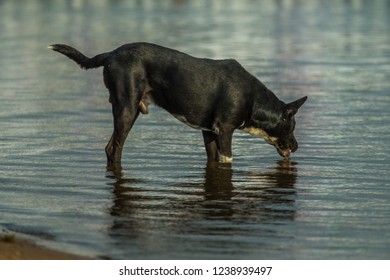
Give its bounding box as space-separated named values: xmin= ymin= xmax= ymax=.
xmin=106 ymin=107 xmax=140 ymax=165
xmin=105 ymin=78 xmax=143 ymax=165
xmin=105 ymin=133 xmax=115 ymax=163
xmin=216 ymin=129 xmax=234 ymax=163
xmin=202 ymin=131 xmax=219 ymax=162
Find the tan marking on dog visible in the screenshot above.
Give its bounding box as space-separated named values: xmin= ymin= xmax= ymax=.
xmin=242 ymin=127 xmax=278 ymax=145
xmin=139 ymin=100 xmax=148 ymax=114
xmin=138 ymin=91 xmax=153 ymax=114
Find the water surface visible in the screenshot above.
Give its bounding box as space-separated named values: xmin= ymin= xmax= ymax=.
xmin=0 ymin=0 xmax=389 ymax=259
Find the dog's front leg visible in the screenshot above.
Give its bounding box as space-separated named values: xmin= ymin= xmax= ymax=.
xmin=216 ymin=129 xmax=234 ymax=163
xmin=202 ymin=131 xmax=219 ymax=162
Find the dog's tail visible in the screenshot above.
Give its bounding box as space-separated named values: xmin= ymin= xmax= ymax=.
xmin=48 ymin=44 xmax=110 ymax=69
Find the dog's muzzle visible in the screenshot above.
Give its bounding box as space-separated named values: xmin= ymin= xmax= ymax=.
xmin=276 ymin=148 xmax=292 ymax=158
xmin=275 ymin=140 xmax=298 ymax=158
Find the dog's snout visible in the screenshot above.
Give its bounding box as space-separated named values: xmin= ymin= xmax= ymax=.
xmin=275 ymin=134 xmax=299 ymax=158
xmin=277 ymin=148 xmax=291 ymax=158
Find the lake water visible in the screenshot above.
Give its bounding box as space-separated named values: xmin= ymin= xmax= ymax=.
xmin=0 ymin=0 xmax=389 ymax=259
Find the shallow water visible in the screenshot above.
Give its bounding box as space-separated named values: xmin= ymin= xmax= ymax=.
xmin=1 ymin=0 xmax=389 ymax=259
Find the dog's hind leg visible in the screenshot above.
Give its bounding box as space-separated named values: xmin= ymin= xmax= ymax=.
xmin=106 ymin=104 xmax=140 ymax=165
xmin=105 ymin=65 xmax=144 ymax=165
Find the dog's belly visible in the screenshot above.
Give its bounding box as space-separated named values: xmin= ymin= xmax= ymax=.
xmin=172 ymin=114 xmax=211 ymax=131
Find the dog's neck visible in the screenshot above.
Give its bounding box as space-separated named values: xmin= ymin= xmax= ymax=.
xmin=244 ymin=83 xmax=285 ymax=131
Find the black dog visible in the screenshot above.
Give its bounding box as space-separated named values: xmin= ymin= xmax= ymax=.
xmin=49 ymin=42 xmax=307 ymax=164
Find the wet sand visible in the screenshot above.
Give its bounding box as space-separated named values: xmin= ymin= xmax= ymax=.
xmin=0 ymin=235 xmax=86 ymax=260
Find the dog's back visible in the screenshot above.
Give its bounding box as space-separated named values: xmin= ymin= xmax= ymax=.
xmin=105 ymin=43 xmax=258 ymax=129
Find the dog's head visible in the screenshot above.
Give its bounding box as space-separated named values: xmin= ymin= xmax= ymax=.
xmin=244 ymin=96 xmax=307 ymax=158
xmin=267 ymin=96 xmax=307 ymax=157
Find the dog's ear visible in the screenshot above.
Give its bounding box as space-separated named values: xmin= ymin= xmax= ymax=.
xmin=285 ymin=96 xmax=308 ymax=117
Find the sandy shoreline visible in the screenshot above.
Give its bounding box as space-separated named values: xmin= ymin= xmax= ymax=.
xmin=0 ymin=234 xmax=88 ymax=260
